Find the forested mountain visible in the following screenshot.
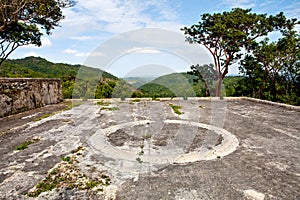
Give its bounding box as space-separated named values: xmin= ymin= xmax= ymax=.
xmin=138 ymin=72 xmax=244 ymax=98
xmin=0 ymin=56 xmax=117 ymax=80
xmin=1 ymin=57 xmax=298 ymax=105
xmin=123 ymin=77 xmax=155 ymax=88
xmin=0 ymin=57 xmax=122 ymax=98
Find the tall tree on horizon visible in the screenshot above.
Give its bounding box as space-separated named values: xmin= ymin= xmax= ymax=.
xmin=0 ymin=0 xmax=75 ymax=65
xmin=181 ymin=8 xmax=297 ymax=97
xmin=240 ymin=27 xmax=300 ymax=104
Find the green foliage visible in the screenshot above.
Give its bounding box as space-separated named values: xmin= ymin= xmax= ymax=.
xmin=16 ymin=137 xmax=40 ymax=150
xmin=0 ymin=0 xmax=75 ymax=64
xmin=27 ymin=162 xmax=110 ymax=197
xmin=138 ymin=73 xmax=201 ymax=98
xmin=16 ymin=140 xmax=34 ymax=150
xmin=61 ymin=156 xmax=71 ymax=162
xmin=100 ymin=107 xmax=119 ymax=111
xmin=182 ymin=8 xmax=297 ymax=96
xmin=139 ymin=83 xmax=175 ymax=98
xmin=34 ymin=113 xmax=52 ymax=122
xmin=111 ymin=79 xmax=136 ymax=100
xmin=131 ymin=99 xmax=141 ymax=102
xmin=188 ymin=64 xmax=217 ymax=96
xmin=169 ymin=104 xmax=184 ymax=115
xmin=0 ymin=57 xmax=119 ymax=99
xmin=239 ymin=28 xmax=300 ymax=105
xmin=96 ymin=101 xmax=110 ymax=106
xmin=223 ymin=76 xmax=245 ymax=97
xmin=27 ymin=181 xmax=57 ymax=197
xmin=142 ymin=133 xmax=152 ymax=140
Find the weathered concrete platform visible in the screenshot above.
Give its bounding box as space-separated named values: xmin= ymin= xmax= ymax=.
xmin=0 ymin=98 xmax=299 ymax=199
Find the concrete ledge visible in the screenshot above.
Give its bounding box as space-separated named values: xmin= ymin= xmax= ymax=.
xmin=68 ymin=97 xmax=300 ymax=111
xmin=234 ymin=97 xmax=300 ymax=111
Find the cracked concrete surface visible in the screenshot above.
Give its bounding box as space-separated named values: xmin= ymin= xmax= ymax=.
xmin=0 ymin=98 xmax=299 ymax=199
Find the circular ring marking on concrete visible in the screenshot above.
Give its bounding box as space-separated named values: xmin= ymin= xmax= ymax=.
xmin=89 ymin=120 xmax=239 ymax=173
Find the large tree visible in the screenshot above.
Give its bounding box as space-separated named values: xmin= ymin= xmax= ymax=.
xmin=188 ymin=63 xmax=217 ymax=97
xmin=0 ymin=0 xmax=74 ymax=65
xmin=240 ymin=28 xmax=300 ymax=104
xmin=181 ymin=8 xmax=296 ymax=97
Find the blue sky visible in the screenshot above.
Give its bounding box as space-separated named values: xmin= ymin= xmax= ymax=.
xmin=10 ymin=0 xmax=300 ymax=77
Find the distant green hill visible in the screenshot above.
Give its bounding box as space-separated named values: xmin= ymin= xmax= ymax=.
xmin=0 ymin=56 xmax=117 ymax=80
xmin=138 ymin=73 xmax=206 ymax=98
xmin=0 ymin=57 xmax=245 ymax=99
xmin=123 ymin=76 xmax=155 ymax=88
xmin=0 ymin=57 xmax=123 ymax=99
xmin=138 ymin=72 xmax=245 ymax=98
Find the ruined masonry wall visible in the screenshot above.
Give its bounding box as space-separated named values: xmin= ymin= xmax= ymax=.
xmin=0 ymin=78 xmax=63 ymax=117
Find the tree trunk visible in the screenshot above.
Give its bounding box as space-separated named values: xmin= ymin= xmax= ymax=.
xmin=215 ymin=78 xmax=222 ymax=97
xmin=203 ymin=80 xmax=211 ymax=97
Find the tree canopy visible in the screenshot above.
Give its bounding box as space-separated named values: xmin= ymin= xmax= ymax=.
xmin=239 ymin=28 xmax=300 ymax=104
xmin=0 ymin=0 xmax=74 ymax=65
xmin=181 ymin=8 xmax=298 ymax=97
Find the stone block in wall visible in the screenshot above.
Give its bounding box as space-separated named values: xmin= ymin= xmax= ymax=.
xmin=0 ymin=94 xmax=13 ymax=117
xmin=0 ymin=78 xmax=63 ymax=117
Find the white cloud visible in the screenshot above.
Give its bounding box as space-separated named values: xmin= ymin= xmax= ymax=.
xmin=63 ymin=49 xmax=106 ymax=58
xmin=70 ymin=36 xmax=92 ymax=41
xmin=89 ymin=52 xmax=106 ymax=57
xmin=54 ymin=0 xmax=182 ymax=38
xmin=223 ymin=0 xmax=255 ymax=9
xmin=63 ymin=49 xmax=78 ymax=54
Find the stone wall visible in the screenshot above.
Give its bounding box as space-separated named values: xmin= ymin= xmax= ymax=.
xmin=0 ymin=78 xmax=63 ymax=117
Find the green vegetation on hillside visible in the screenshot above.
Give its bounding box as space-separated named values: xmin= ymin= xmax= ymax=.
xmin=138 ymin=73 xmax=202 ymax=98
xmin=169 ymin=104 xmax=184 ymax=115
xmin=139 ymin=83 xmax=175 ymax=98
xmin=0 ymin=57 xmax=124 ymax=99
xmin=137 ymin=72 xmax=243 ymax=99
xmin=1 ymin=56 xmax=298 ymax=106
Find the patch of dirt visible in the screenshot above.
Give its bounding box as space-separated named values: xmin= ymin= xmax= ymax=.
xmin=108 ymin=130 xmax=130 ymax=146
xmin=186 ymin=127 xmax=208 ymax=152
xmin=152 ymin=124 xmax=180 ymax=147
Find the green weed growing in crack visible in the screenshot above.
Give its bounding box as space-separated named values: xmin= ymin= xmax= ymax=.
xmin=16 ymin=137 xmax=40 ymax=150
xmin=34 ymin=113 xmax=52 ymax=122
xmin=27 ymin=153 xmax=111 ymax=197
xmin=63 ymin=101 xmax=85 ymax=111
xmin=143 ymin=133 xmax=152 ymax=140
xmin=169 ymin=104 xmax=184 ymax=115
xmin=95 ymin=101 xmax=110 ymax=106
xmin=100 ymin=107 xmax=119 ymax=111
xmin=61 ymin=156 xmax=71 ymax=163
xmin=131 ymin=99 xmax=141 ymax=103
xmin=136 ymin=133 xmax=152 ymax=163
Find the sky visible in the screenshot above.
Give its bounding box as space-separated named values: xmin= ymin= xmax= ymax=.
xmin=9 ymin=0 xmax=300 ymax=77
